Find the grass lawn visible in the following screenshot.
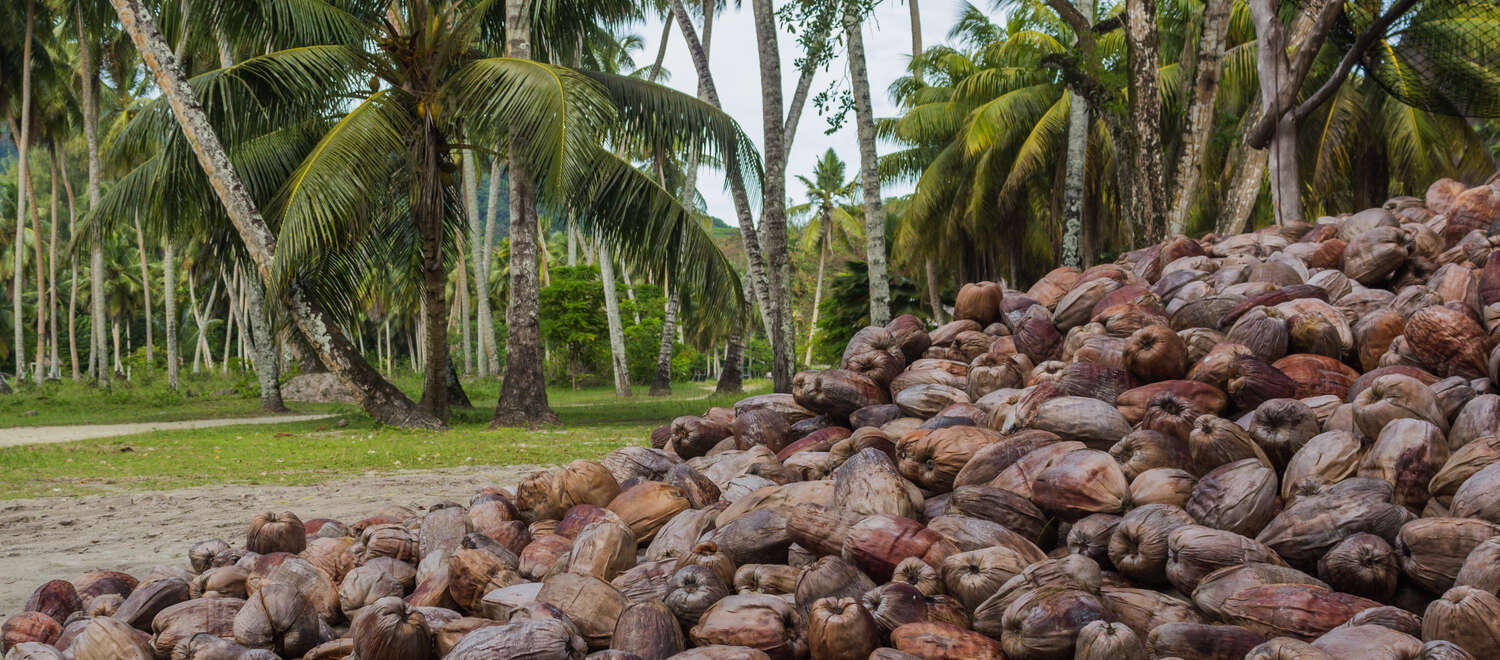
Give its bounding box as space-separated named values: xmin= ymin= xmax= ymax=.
xmin=0 ymin=372 xmax=770 ymax=499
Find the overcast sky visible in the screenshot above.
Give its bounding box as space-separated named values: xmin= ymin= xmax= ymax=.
xmin=636 ymin=1 xmax=979 ymax=225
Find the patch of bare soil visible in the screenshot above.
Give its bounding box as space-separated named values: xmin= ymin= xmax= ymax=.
xmin=0 ymin=464 xmax=542 ymax=616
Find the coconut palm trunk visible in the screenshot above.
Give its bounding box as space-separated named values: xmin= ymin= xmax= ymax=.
xmin=805 ymin=211 xmax=830 ymax=365
xmin=47 ymin=147 xmax=60 ymax=378
xmin=906 ymin=0 xmax=944 ymax=323
xmin=1061 ymin=0 xmax=1093 ymax=268
xmin=79 ymin=4 xmax=108 ymax=385
xmin=843 ymin=6 xmax=890 ymax=326
xmin=1124 ymin=0 xmax=1167 ymax=245
xmin=464 ymin=151 xmax=487 ymax=378
xmin=413 ymin=119 xmax=453 ymax=423
xmin=480 ymin=157 xmax=501 ymax=376
xmin=108 ymin=0 xmax=441 ymax=428
xmin=493 ymin=0 xmax=559 ymax=427
xmin=753 ymin=0 xmax=797 ymax=384
xmin=59 ymin=147 xmax=79 ymax=381
xmin=599 ymin=241 xmax=631 ymax=397
xmin=13 ymin=0 xmax=33 ymax=382
xmin=244 ymin=269 xmax=285 ymax=411
xmin=133 ymin=215 xmax=153 ymax=364
xmin=164 ymin=240 xmax=178 ymax=388
xmin=1166 ymin=0 xmax=1233 ymax=235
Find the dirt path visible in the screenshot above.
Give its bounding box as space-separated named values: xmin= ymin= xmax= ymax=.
xmin=0 ymin=414 xmax=338 ymax=448
xmin=0 ymin=464 xmax=542 ymax=616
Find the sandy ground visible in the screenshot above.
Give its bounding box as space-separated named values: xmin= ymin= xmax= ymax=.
xmin=0 ymin=464 xmax=542 ymax=617
xmin=0 ymin=414 xmax=338 ymax=448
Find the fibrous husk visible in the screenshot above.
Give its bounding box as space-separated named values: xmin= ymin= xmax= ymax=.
xmin=1029 ymin=449 xmax=1129 ymax=520
xmin=1423 ymin=586 xmax=1500 ymax=658
xmin=1257 ymin=477 xmax=1415 ymax=571
xmin=833 ymin=447 xmax=921 ymax=520
xmin=806 ymin=597 xmax=879 ymax=660
xmin=1359 ymin=418 xmax=1450 ymax=512
xmin=1219 ymin=583 xmax=1382 ymax=640
xmin=1354 ymin=374 xmax=1451 ymax=439
xmin=1124 ymin=324 xmax=1190 ymax=381
xmin=610 ymin=601 xmax=684 ymax=660
xmin=1066 ymin=513 xmax=1121 ymax=569
xmin=1146 ymin=622 xmax=1267 ymax=660
xmin=1098 ymin=586 xmax=1202 ymax=640
xmin=1318 ymin=532 xmax=1400 ymax=602
xmin=971 ymin=555 xmax=1103 ymax=637
xmin=946 ymin=485 xmax=1049 ymax=543
xmin=606 ymin=482 xmax=689 ymax=543
xmin=1190 ymin=562 xmax=1327 ymax=620
xmin=689 ymin=594 xmax=807 ymax=660
xmin=1111 ymin=429 xmax=1192 ymax=481
xmin=1450 ymin=461 xmax=1500 ymax=524
xmin=232 ymin=583 xmax=324 ymax=657
xmin=1312 ymin=624 xmax=1422 ymax=659
xmin=1282 ymin=431 xmax=1363 ymax=501
xmin=793 ymin=369 xmax=891 ymax=420
xmin=665 ymin=565 xmax=730 ymax=629
xmin=1249 ymin=398 xmax=1322 ymax=467
xmin=1397 ymin=516 xmax=1500 ymax=594
xmin=1108 ymin=504 xmax=1196 ymax=584
xmin=998 ymin=587 xmax=1111 ymax=660
xmin=444 ymin=618 xmax=586 ymax=660
xmin=1128 ymin=469 xmax=1195 ymax=510
xmin=938 ymin=546 xmax=1030 ymax=611
xmin=733 ymin=564 xmax=802 ymax=596
xmin=1187 ymin=458 xmax=1280 ymax=537
xmin=1405 ymin=304 xmax=1492 ymax=380
xmin=115 ymin=577 xmax=191 ymax=632
xmin=1189 ymin=415 xmax=1272 ymax=475
xmin=895 ymin=426 xmax=1001 ymax=492
xmin=1165 ymin=525 xmax=1285 ymax=595
xmin=951 ymin=429 xmax=1060 ymax=488
xmin=841 ymin=514 xmax=958 ymax=583
xmin=926 ymin=514 xmax=1045 ymax=561
xmin=1010 ymin=396 xmax=1130 ymax=450
xmin=68 ymin=616 xmax=154 ymax=660
xmin=536 ymin=572 xmax=626 ymax=649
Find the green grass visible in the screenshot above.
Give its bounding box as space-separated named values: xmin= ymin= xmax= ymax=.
xmin=0 ymin=374 xmax=353 ymax=428
xmin=0 ymin=373 xmax=772 ymax=499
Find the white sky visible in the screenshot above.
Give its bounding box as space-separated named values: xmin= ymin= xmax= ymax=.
xmin=636 ymin=1 xmax=979 ymax=226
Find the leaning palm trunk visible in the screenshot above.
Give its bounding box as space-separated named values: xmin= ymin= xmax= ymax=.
xmin=843 ymin=7 xmax=890 ymax=326
xmin=805 ymin=216 xmax=829 ymax=365
xmin=244 ymin=270 xmax=285 ymax=411
xmin=907 ymin=0 xmax=944 ymax=324
xmin=599 ymin=241 xmax=631 ymax=397
xmin=1060 ymin=0 xmax=1093 ymax=269
xmin=651 ymin=287 xmax=681 ymax=396
xmin=108 ymin=0 xmax=441 ymax=428
xmin=1166 ymin=0 xmax=1233 ymax=235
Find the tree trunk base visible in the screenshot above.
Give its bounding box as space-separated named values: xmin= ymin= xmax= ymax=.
xmin=649 ymin=385 xmax=673 ymax=397
xmin=261 ymin=400 xmax=290 ymax=414
xmin=488 ymin=406 xmax=560 ymax=429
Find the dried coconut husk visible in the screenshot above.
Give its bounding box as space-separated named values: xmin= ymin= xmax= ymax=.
xmin=23 ymin=580 xmax=81 ymax=625
xmin=232 ymin=583 xmax=324 ymax=658
xmin=1067 ymin=513 xmax=1121 ymax=569
xmin=833 ymin=447 xmax=920 ymax=520
xmin=890 ymin=621 xmax=1004 ymax=660
xmin=1450 ymin=461 xmax=1500 ymax=524
xmin=1257 ymin=477 xmax=1415 ymax=570
xmin=971 ymin=555 xmax=1103 ymax=637
xmin=1312 ymin=624 xmax=1422 ymax=659
xmin=1165 ymin=525 xmax=1285 ymax=595
xmin=946 ymin=485 xmax=1049 ymax=543
xmin=1432 ymin=436 xmax=1500 ymax=507
xmin=952 ymin=429 xmax=1060 ymax=487
xmin=1318 ymin=532 xmax=1400 ymax=601
xmin=998 ymin=586 xmax=1111 ymax=660
xmin=688 ymin=594 xmax=807 ymax=660
xmin=1098 ymin=586 xmax=1203 ymax=641
xmin=1011 ymin=396 xmax=1131 ymax=450
xmin=1187 ymin=458 xmax=1279 ymax=537
xmin=1455 ymin=536 xmax=1500 ymax=595
xmin=1189 ymin=415 xmax=1272 ymax=475
xmin=1397 ymin=517 xmax=1500 ymax=594
xmin=68 ymin=616 xmax=153 ymax=660
xmin=1147 ymin=622 xmax=1267 ymax=660
xmin=1249 ymin=398 xmax=1322 ymax=467
xmin=1190 ymin=562 xmax=1327 ymax=620
xmin=115 ymin=576 xmax=190 ymax=632
xmin=732 ymin=564 xmax=801 ymax=596
xmin=1075 ymin=620 xmax=1149 ymax=660
xmin=926 ymin=514 xmax=1045 ymax=561
xmin=1282 ymin=430 xmax=1363 ymax=501
xmin=938 ymin=546 xmax=1030 ymax=611
xmin=1220 ymin=584 xmax=1382 ymax=641
xmin=1108 ymin=504 xmax=1195 ymax=584
xmin=1423 ymin=586 xmax=1500 ymax=658
xmin=1228 ymin=355 xmax=1301 ymax=410
xmin=1111 ymin=429 xmax=1192 ymax=480
xmin=1405 ymin=304 xmax=1492 ymax=380
xmin=841 ymin=514 xmax=957 ymax=583
xmin=534 ymin=572 xmax=624 ymax=649
xmin=1359 ymin=418 xmax=1449 ymax=512
xmin=1130 ymin=468 xmax=1197 ymax=507
xmin=606 ymin=482 xmax=689 ymax=544
xmin=246 ymin=512 xmax=306 ymax=555
xmin=1124 ymin=324 xmax=1190 ymax=382
xmin=895 ymin=426 xmax=1001 ymax=492
xmin=1354 ymin=373 xmax=1450 ymax=439
xmin=1029 ymin=449 xmax=1129 ymax=521
xmin=888 ymin=557 xmax=942 ymax=596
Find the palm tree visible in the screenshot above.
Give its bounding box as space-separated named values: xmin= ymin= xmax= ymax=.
xmin=842 ymin=1 xmax=891 ymax=326
xmin=4 ymin=0 xmax=39 ymax=382
xmin=788 ymin=149 xmax=860 ymax=365
xmin=108 ymin=0 xmax=749 ymax=428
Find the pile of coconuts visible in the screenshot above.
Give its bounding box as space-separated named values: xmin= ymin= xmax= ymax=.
xmin=10 ymin=178 xmax=1500 ymax=659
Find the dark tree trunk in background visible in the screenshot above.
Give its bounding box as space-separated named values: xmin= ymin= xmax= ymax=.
xmin=414 ymin=121 xmax=452 ymax=423
xmin=492 ymin=0 xmax=559 ymax=427
xmin=1124 ymin=0 xmax=1167 ymax=245
xmin=1167 ymin=0 xmax=1233 ymax=235
xmin=245 ymin=272 xmax=286 ymax=412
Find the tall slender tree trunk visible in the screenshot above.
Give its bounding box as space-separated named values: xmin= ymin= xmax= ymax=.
xmin=805 ymin=216 xmax=829 ymax=365
xmin=600 ymin=242 xmax=631 ymax=397
xmin=80 ymin=7 xmax=108 ymax=386
xmin=244 ymin=269 xmax=285 ymax=411
xmin=1166 ymin=0 xmax=1232 ymax=235
xmin=754 ymin=0 xmax=796 ymax=383
xmin=461 ymin=151 xmax=480 ymax=375
xmin=47 ymin=146 xmax=59 ymax=378
xmin=1060 ymin=0 xmax=1094 ymax=269
xmin=133 ymin=215 xmax=153 ymax=364
xmin=567 ymin=218 xmax=577 ymax=267
xmin=493 ymin=0 xmax=559 ymax=427
xmin=1247 ymin=0 xmax=1315 ymax=225
xmin=26 ymin=162 xmax=45 ymax=381
xmin=480 ymin=158 xmax=501 ymax=376
xmin=907 ymin=1 xmax=944 ymax=323
xmin=651 ymin=272 xmax=681 ymax=396
xmin=13 ymin=0 xmax=33 ymax=382
xmin=1124 ymin=0 xmax=1167 ymax=245
xmin=109 ymin=0 xmax=440 ymax=428
xmin=844 ymin=6 xmax=891 ymax=326
xmin=456 ymin=231 xmax=472 ymax=375
xmin=60 ymin=148 xmax=79 ymax=381
xmin=164 ymin=241 xmax=178 ymax=388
